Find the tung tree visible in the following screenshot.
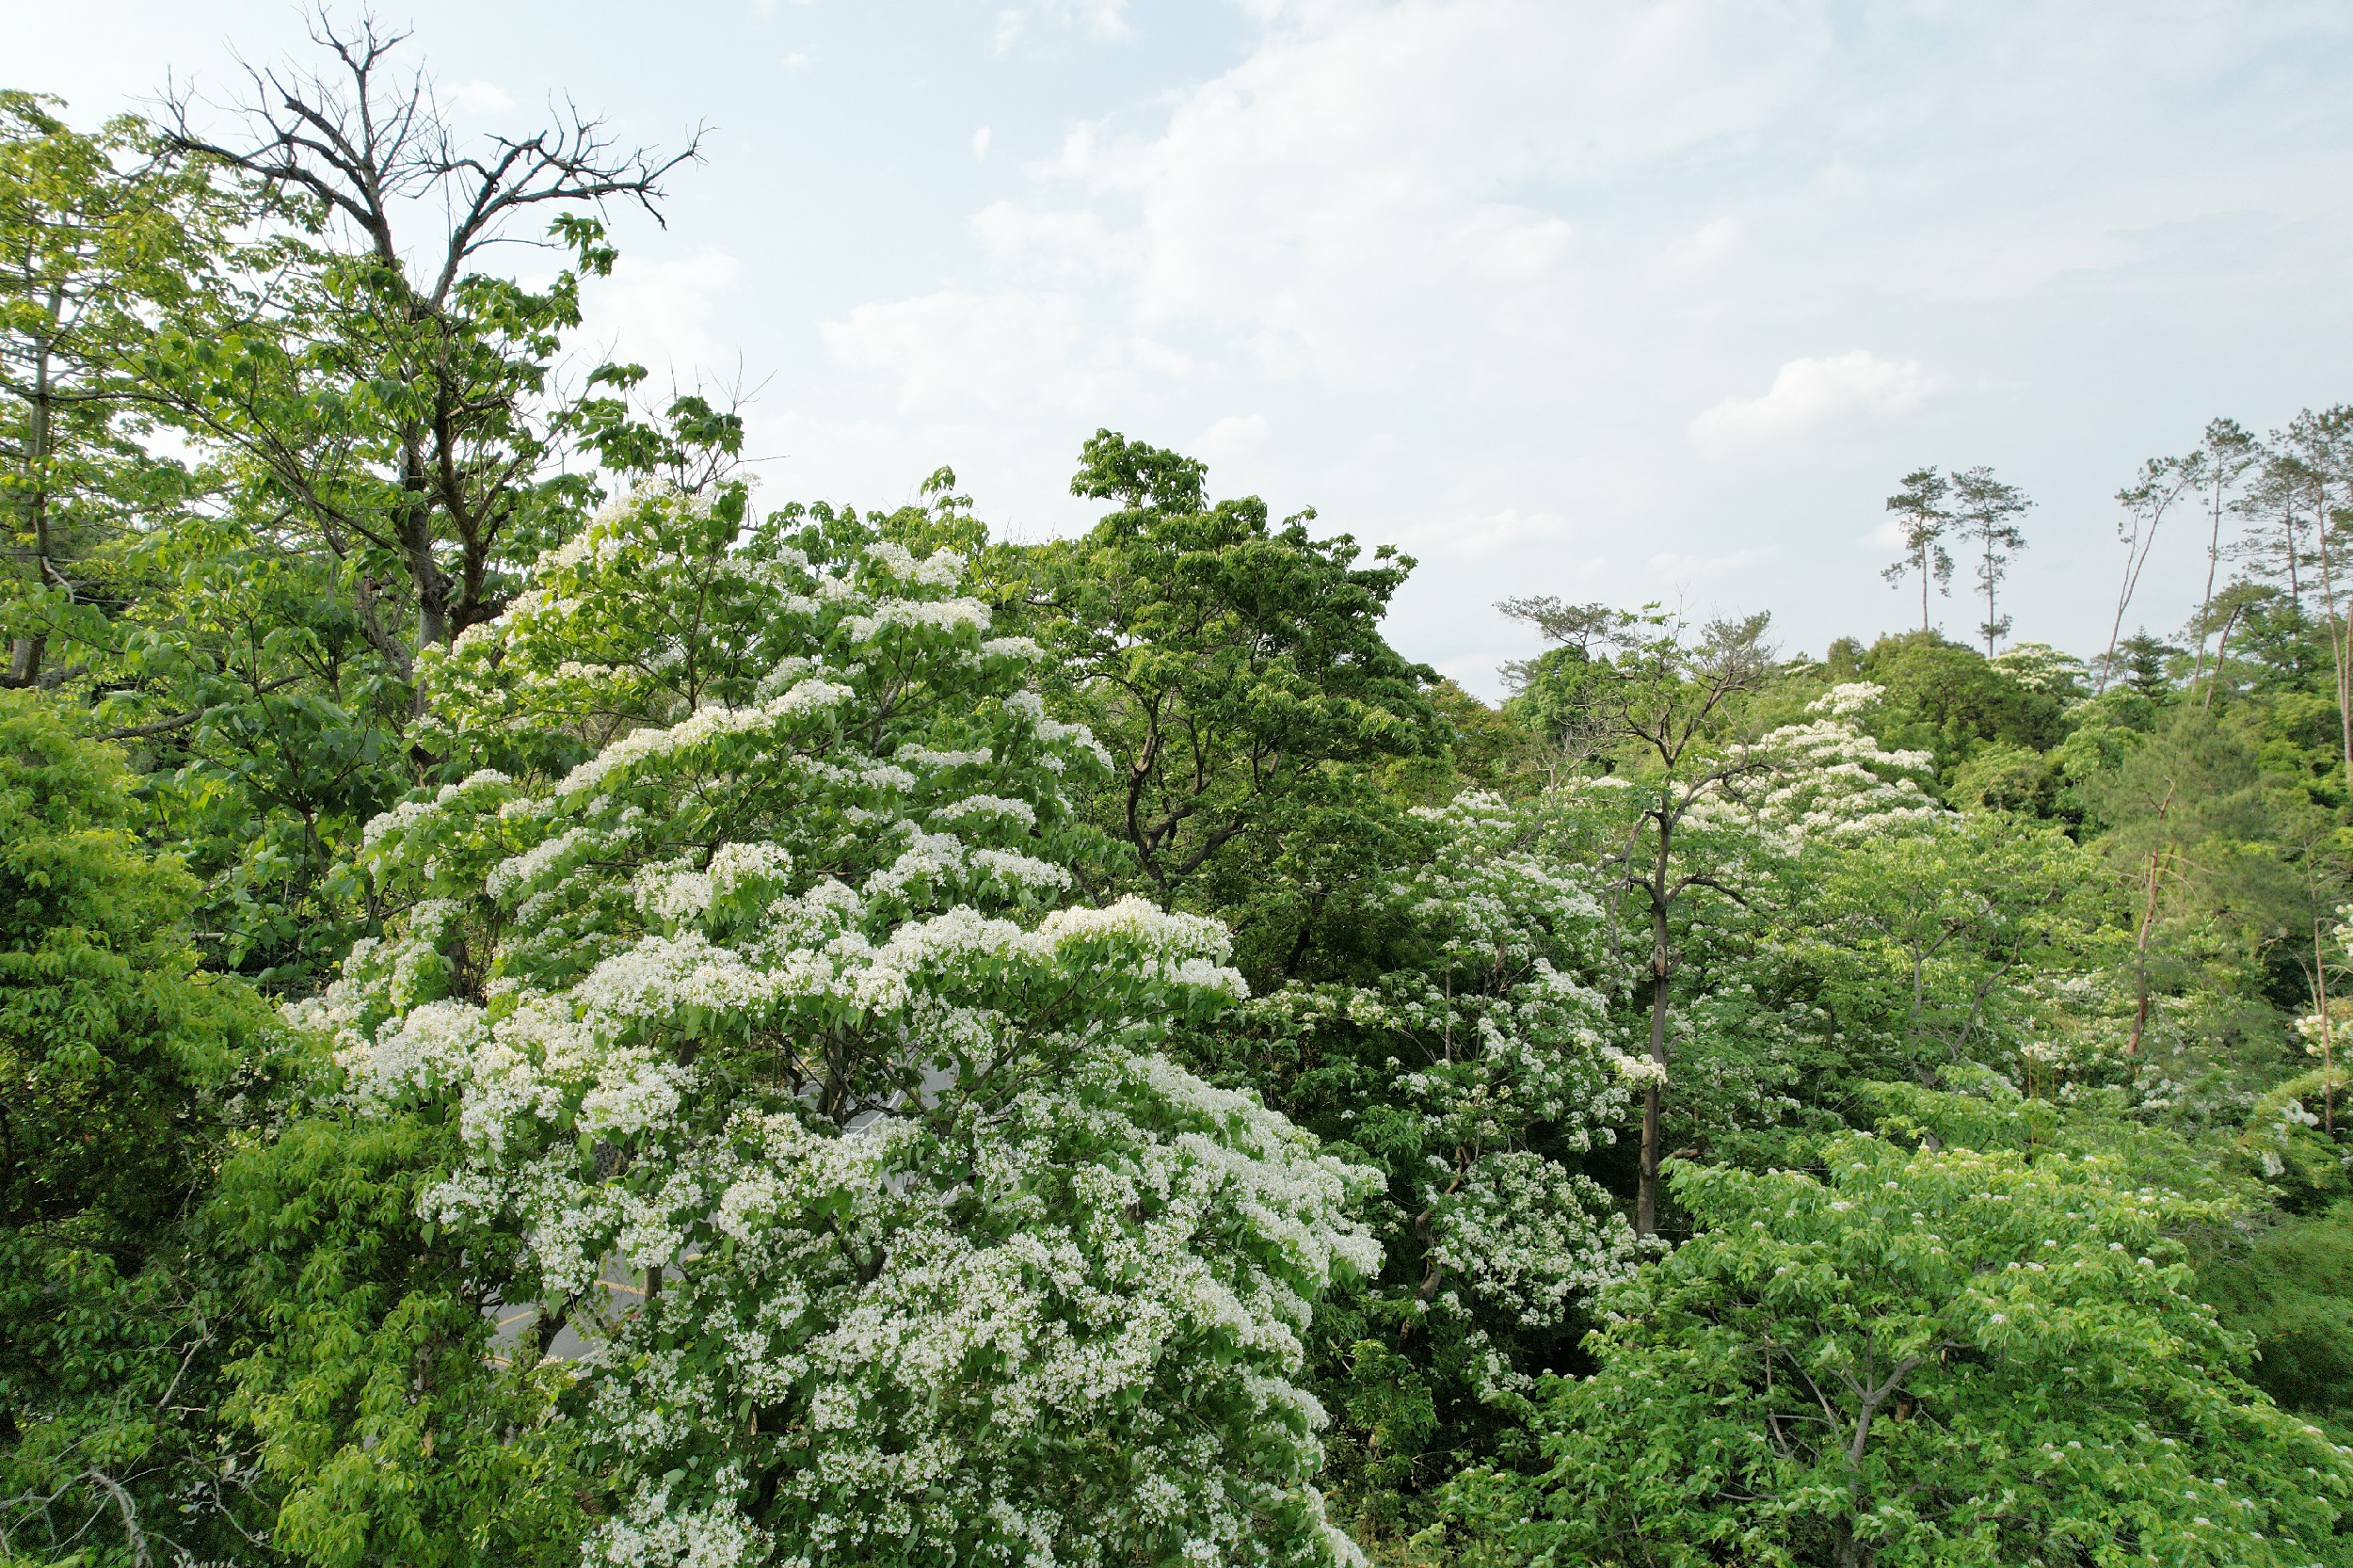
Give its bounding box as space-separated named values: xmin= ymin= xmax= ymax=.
xmin=1497 ymin=601 xmax=1777 ymax=1236
xmin=277 ymin=481 xmax=1384 ymax=1567
xmin=1183 ymin=789 xmax=1646 ymax=1511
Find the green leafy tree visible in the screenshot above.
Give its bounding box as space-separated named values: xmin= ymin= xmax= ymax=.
xmin=2179 ymin=419 xmax=2261 ymax=696
xmin=1442 ymin=1131 xmax=2353 ymax=1568
xmin=154 ymin=14 xmax=699 ymax=666
xmin=1177 ymin=791 xmax=1642 ymax=1539
xmin=2098 ymin=456 xmax=2195 ymax=699
xmin=1789 ymin=813 xmax=2118 ymax=1093
xmin=1854 ymin=632 xmax=2073 ymax=786
xmin=212 ymin=1104 xmax=586 ymax=1567
xmin=1017 ymin=430 xmax=1442 ymax=984
xmin=1381 ymin=680 xmax=1542 ymax=804
xmin=0 ymin=91 xmax=238 ymax=693
xmin=0 ymin=695 xmax=274 ymax=1565
xmin=2265 ymin=408 xmax=2353 ymax=780
xmin=2078 ymin=709 xmax=2281 ymax=1057
xmin=2198 ymin=1202 xmax=2353 ymax=1433
xmin=1568 ymin=680 xmax=1952 ymax=1185
xmin=1949 ymin=466 xmax=2032 ymax=656
xmin=1495 ymin=600 xmax=1778 ymax=1236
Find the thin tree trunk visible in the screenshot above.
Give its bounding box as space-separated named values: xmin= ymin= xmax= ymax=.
xmin=4 ymin=635 xmax=42 ymax=688
xmin=2315 ymin=919 xmax=2336 ymax=1139
xmin=1636 ymin=809 xmax=1673 ymax=1238
xmin=2289 ymin=503 xmax=2304 ymax=617
xmin=2127 ymin=783 xmax=2177 ymax=1056
xmin=6 ymin=308 xmax=57 ymax=689
xmin=2202 ymin=607 xmax=2241 ymax=714
xmin=2316 ymin=474 xmax=2353 ymax=779
xmin=2188 ymin=475 xmax=2228 ymax=692
xmin=1983 ymin=539 xmax=1997 ymax=657
xmin=1637 ymin=975 xmax=1667 ymax=1237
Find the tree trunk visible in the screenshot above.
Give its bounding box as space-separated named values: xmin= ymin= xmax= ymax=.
xmin=1983 ymin=541 xmax=1996 ymax=657
xmin=1636 ymin=975 xmax=1666 ymax=1237
xmin=2126 ymin=783 xmax=2176 ymax=1056
xmin=2127 ymin=855 xmax=2160 ymax=1057
xmin=5 ymin=308 xmax=57 ymax=690
xmin=2288 ymin=504 xmax=2304 ymax=617
xmin=2315 ymin=920 xmax=2337 ymax=1139
xmin=2188 ymin=478 xmax=2227 ymax=693
xmin=2315 ymin=475 xmax=2353 ymax=781
xmin=4 ymin=635 xmax=43 ymax=688
xmin=1636 ymin=810 xmax=1673 ymax=1238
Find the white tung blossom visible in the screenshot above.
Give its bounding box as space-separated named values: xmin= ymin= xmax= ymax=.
xmin=1806 ymin=681 xmax=1885 ymax=718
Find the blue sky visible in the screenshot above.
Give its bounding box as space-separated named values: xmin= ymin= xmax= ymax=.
xmin=9 ymin=0 xmax=2353 ymax=696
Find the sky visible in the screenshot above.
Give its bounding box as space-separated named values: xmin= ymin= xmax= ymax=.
xmin=8 ymin=0 xmax=2352 ymax=697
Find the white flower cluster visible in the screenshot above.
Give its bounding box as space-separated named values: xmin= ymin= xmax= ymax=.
xmin=555 ymin=680 xmax=852 ymax=800
xmin=632 ymin=841 xmax=797 ymax=923
xmin=1806 ymin=680 xmax=1885 ymax=717
xmin=1710 ymin=712 xmax=1945 ymax=848
xmin=1432 ymin=1151 xmax=1642 ymax=1329
xmin=1006 ymin=688 xmax=1116 ymax=772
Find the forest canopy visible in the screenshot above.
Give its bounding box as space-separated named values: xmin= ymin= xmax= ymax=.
xmin=2 ymin=20 xmax=2350 ymax=1568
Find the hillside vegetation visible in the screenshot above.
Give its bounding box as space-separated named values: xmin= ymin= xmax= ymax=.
xmin=3 ymin=29 xmax=2350 ymax=1568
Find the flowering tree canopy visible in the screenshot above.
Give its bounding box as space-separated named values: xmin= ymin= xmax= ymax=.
xmin=1182 ymin=791 xmax=1643 ymax=1503
xmin=293 ymin=484 xmax=1384 ymax=1567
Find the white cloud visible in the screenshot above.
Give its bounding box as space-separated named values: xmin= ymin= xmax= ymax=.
xmin=584 ymin=250 xmax=746 ymax=376
xmin=1433 ymin=650 xmax=1519 ymax=691
xmin=979 ymin=0 xmax=1832 ymax=377
xmin=1397 ymin=508 xmax=1571 ymax=558
xmin=1455 ymin=207 xmax=1576 ymax=283
xmin=782 ymin=51 xmax=810 ymax=70
xmin=1647 ymin=546 xmax=1772 ymax=577
xmin=972 ymin=126 xmax=993 ymax=161
xmin=1197 ymin=413 xmax=1270 ymax=463
xmin=996 ymin=0 xmax=1131 ymax=53
xmin=1687 ymin=351 xmax=1936 ymax=455
xmin=971 ymin=202 xmax=1132 ymax=284
xmin=749 ymin=0 xmax=2353 ymax=688
xmin=446 ymin=79 xmax=514 ymax=115
xmin=1661 ymin=216 xmax=1743 ymax=276
xmin=820 ymin=290 xmax=1190 ymax=414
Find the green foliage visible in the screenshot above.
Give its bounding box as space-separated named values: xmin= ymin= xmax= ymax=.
xmin=242 ymin=482 xmax=1384 ymax=1566
xmin=1383 ymin=681 xmax=1541 ymax=805
xmin=1018 ymin=431 xmax=1442 ymax=957
xmin=1785 ymin=815 xmax=2118 ymax=1089
xmin=8 ymin=30 xmax=2353 ymax=1564
xmin=0 ymin=91 xmax=241 ymax=696
xmin=0 ymin=695 xmax=274 ymax=1565
xmin=213 ymin=1111 xmax=584 ymax=1568
xmin=1175 ymin=792 xmax=1640 ymax=1532
xmin=2198 ymin=1202 xmax=2353 ymax=1432
xmin=1440 ymin=1132 xmax=2353 ymax=1567
xmin=1947 ymin=741 xmax=2053 ymax=814
xmin=1853 ymin=632 xmax=2072 ymax=783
